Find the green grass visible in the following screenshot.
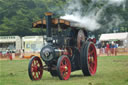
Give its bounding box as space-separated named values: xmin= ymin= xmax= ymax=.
xmin=0 ymin=56 xmax=128 ymax=85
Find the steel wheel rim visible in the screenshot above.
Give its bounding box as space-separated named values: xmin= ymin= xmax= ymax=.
xmin=88 ymin=44 xmax=97 ymax=75
xmin=31 ymin=57 xmax=43 ymax=80
xmin=59 ymin=56 xmax=71 ymax=80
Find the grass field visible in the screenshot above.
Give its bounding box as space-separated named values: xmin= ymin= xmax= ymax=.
xmin=0 ymin=56 xmax=128 ymax=85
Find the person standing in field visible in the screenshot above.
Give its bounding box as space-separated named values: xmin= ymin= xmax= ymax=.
xmin=101 ymin=42 xmax=105 ymax=54
xmin=111 ymin=41 xmax=115 ymax=56
xmin=114 ymin=42 xmax=118 ymax=56
xmin=109 ymin=43 xmax=112 ymax=56
xmin=106 ymin=43 xmax=110 ymax=56
xmin=97 ymin=41 xmax=102 ymax=56
xmin=20 ymin=49 xmax=24 ymax=58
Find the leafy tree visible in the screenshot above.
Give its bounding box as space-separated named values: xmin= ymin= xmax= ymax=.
xmin=0 ymin=0 xmax=67 ymax=36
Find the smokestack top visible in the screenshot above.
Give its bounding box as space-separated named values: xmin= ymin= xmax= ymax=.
xmin=45 ymin=12 xmax=53 ymax=16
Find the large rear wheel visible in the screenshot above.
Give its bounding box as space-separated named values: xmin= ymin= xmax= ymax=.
xmin=80 ymin=42 xmax=97 ymax=76
xmin=28 ymin=56 xmax=43 ymax=80
xmin=57 ymin=55 xmax=71 ymax=80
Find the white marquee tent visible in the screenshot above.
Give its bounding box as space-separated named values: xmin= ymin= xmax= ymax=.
xmin=99 ymin=32 xmax=128 ymax=41
xmin=99 ymin=32 xmax=128 ymax=47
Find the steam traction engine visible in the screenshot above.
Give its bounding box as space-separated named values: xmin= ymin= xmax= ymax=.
xmin=28 ymin=12 xmax=97 ymax=80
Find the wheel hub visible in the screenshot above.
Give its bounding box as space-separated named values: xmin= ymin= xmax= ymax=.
xmin=33 ymin=66 xmax=38 ymax=72
xmin=90 ymin=57 xmax=94 ymax=62
xmin=64 ymin=66 xmax=68 ymax=71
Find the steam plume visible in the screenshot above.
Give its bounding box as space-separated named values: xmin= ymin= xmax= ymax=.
xmin=60 ymin=0 xmax=126 ymax=31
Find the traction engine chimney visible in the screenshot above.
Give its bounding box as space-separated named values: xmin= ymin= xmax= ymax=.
xmin=45 ymin=12 xmax=53 ymax=42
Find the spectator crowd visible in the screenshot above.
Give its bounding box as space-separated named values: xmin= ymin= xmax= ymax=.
xmin=97 ymin=41 xmax=118 ymax=56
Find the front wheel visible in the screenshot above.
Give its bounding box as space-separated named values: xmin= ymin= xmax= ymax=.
xmin=57 ymin=55 xmax=71 ymax=80
xmin=80 ymin=42 xmax=97 ymax=76
xmin=28 ymin=56 xmax=43 ymax=80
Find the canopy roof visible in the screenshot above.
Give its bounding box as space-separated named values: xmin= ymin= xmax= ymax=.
xmin=23 ymin=36 xmax=43 ymax=41
xmin=32 ymin=18 xmax=83 ymax=29
xmin=99 ymin=32 xmax=128 ymax=41
xmin=0 ymin=36 xmax=19 ymax=43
